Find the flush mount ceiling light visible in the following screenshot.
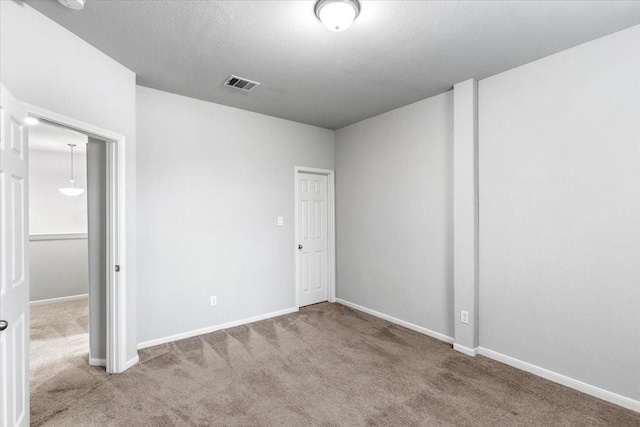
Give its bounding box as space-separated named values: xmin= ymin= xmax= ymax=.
xmin=315 ymin=0 xmax=360 ymax=32
xmin=59 ymin=144 xmax=85 ymax=197
xmin=24 ymin=117 xmax=39 ymax=126
xmin=58 ymin=0 xmax=85 ymax=10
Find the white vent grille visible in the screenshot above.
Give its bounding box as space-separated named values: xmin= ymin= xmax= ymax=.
xmin=224 ymin=75 xmax=260 ymax=92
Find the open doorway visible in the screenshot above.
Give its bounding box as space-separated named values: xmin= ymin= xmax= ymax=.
xmin=28 ymin=122 xmax=94 ymax=392
xmin=23 ymin=102 xmax=130 ymax=375
xmin=25 ymin=110 xmax=124 ymax=372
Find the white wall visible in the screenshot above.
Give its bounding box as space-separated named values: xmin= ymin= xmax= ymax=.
xmin=0 ymin=1 xmax=138 ymax=362
xmin=29 ymin=149 xmax=87 ymax=234
xmin=452 ymin=80 xmax=479 ymax=352
xmin=136 ymin=86 xmax=334 ymax=345
xmin=29 ymin=238 xmax=88 ymax=302
xmin=29 ymin=148 xmax=89 ymax=302
xmin=335 ymin=92 xmax=454 ymax=339
xmin=479 ymin=25 xmax=640 ymax=401
xmin=87 ymin=138 xmax=108 ymax=361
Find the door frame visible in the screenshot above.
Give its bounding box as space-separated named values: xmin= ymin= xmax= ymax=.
xmin=22 ymin=103 xmax=128 ymax=374
xmin=294 ymin=166 xmax=336 ymax=307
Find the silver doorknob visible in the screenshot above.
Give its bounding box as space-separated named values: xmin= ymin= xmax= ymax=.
xmin=0 ymin=320 xmax=7 ymax=331
xmin=298 ymin=244 xmax=303 ymax=250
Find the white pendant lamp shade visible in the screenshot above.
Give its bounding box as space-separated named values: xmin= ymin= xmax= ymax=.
xmin=59 ymin=144 xmax=85 ymax=197
xmin=315 ymin=0 xmax=360 ymax=32
xmin=59 ymin=186 xmax=85 ymax=197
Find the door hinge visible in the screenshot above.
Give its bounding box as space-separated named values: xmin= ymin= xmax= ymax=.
xmin=115 ymin=265 xmax=120 ymax=272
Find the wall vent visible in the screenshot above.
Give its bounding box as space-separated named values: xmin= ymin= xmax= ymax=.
xmin=224 ymin=75 xmax=260 ymax=92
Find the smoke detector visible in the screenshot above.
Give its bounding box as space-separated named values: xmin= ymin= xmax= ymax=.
xmin=224 ymin=75 xmax=260 ymax=93
xmin=58 ymin=0 xmax=85 ymax=10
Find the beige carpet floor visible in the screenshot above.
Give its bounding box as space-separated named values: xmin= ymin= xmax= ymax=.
xmin=30 ymin=299 xmax=91 ymax=400
xmin=31 ymin=300 xmax=640 ymax=426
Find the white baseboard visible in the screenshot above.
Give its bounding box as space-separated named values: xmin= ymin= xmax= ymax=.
xmin=137 ymin=307 xmax=299 ymax=350
xmin=335 ymin=299 xmax=454 ymax=344
xmin=90 ymin=355 xmax=138 ymax=371
xmin=89 ymin=357 xmax=106 ymax=367
xmin=31 ymin=294 xmax=88 ymax=306
xmin=125 ymin=354 xmax=139 ymax=370
xmin=453 ymin=343 xmax=478 ymax=357
xmin=478 ymin=347 xmax=640 ymax=413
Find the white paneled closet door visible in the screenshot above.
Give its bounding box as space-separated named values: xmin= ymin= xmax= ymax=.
xmin=297 ymin=173 xmax=328 ymax=307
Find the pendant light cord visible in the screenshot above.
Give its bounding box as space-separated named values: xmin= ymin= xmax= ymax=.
xmin=69 ymin=144 xmax=75 ymax=187
xmin=59 ymin=143 xmax=84 ymax=197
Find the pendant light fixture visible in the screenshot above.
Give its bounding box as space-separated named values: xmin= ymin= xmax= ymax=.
xmin=315 ymin=0 xmax=360 ymax=32
xmin=59 ymin=144 xmax=85 ymax=197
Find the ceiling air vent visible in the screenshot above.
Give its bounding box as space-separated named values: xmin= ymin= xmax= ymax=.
xmin=224 ymin=75 xmax=260 ymax=93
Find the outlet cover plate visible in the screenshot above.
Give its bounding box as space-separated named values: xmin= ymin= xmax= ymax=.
xmin=461 ymin=310 xmax=469 ymax=324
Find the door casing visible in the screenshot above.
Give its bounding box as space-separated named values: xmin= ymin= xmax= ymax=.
xmin=294 ymin=166 xmax=336 ymax=307
xmin=23 ymin=103 xmax=129 ymax=374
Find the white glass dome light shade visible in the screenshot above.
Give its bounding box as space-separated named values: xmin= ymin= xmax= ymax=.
xmin=319 ymin=3 xmax=356 ymax=32
xmin=58 ymin=0 xmax=85 ymax=10
xmin=315 ymin=0 xmax=360 ymax=32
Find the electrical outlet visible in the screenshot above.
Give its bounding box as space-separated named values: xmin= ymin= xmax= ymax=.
xmin=210 ymin=296 xmax=217 ymax=307
xmin=460 ymin=310 xmax=469 ymax=325
xmin=277 ymin=216 xmax=284 ymax=226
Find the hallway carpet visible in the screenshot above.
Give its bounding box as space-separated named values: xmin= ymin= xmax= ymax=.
xmin=31 ymin=298 xmax=91 ymax=408
xmin=31 ymin=301 xmax=639 ymax=426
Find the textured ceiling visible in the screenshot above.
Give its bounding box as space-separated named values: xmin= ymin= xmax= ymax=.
xmin=24 ymin=0 xmax=640 ymax=130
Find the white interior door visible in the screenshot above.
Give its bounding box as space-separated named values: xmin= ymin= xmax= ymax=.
xmin=0 ymin=84 xmax=30 ymax=427
xmin=297 ymin=172 xmax=328 ymax=307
